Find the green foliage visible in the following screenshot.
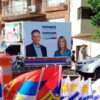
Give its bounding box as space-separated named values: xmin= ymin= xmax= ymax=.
xmin=91 ymin=30 xmax=100 ymax=42
xmin=87 ymin=0 xmax=100 ymax=27
xmin=87 ymin=0 xmax=100 ymax=12
xmin=87 ymin=0 xmax=100 ymax=42
xmin=91 ymin=12 xmax=100 ymax=27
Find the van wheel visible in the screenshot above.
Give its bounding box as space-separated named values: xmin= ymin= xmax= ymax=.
xmin=94 ymin=67 xmax=100 ymax=79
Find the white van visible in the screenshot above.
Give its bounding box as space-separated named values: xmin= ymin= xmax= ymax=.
xmin=76 ymin=55 xmax=100 ymax=79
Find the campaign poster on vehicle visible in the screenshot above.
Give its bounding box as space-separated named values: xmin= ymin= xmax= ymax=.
xmin=23 ymin=21 xmax=71 ymax=58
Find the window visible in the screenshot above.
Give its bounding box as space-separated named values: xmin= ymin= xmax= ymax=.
xmin=47 ymin=0 xmax=65 ymax=7
xmin=12 ymin=0 xmax=28 ymax=14
xmin=2 ymin=0 xmax=32 ymax=15
xmin=48 ymin=18 xmax=65 ymax=22
xmin=78 ymin=7 xmax=94 ymax=19
xmin=2 ymin=29 xmax=5 ymax=37
xmin=2 ymin=1 xmax=9 ymax=15
xmin=1 ymin=1 xmax=9 ymax=13
xmin=2 ymin=1 xmax=9 ymax=7
xmin=27 ymin=0 xmax=31 ymax=6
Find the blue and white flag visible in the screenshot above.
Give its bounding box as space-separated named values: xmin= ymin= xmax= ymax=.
xmin=69 ymin=77 xmax=80 ymax=100
xmin=92 ymin=79 xmax=100 ymax=100
xmin=79 ymin=78 xmax=93 ymax=100
xmin=60 ymin=76 xmax=70 ymax=100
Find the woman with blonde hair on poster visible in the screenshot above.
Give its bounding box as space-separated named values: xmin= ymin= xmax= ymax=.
xmin=54 ymin=36 xmax=71 ymax=57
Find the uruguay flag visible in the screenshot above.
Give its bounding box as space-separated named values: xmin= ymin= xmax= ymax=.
xmin=79 ymin=78 xmax=93 ymax=100
xmin=0 ymin=67 xmax=3 ymax=100
xmin=92 ymin=79 xmax=100 ymax=100
xmin=68 ymin=77 xmax=81 ymax=100
xmin=60 ymin=75 xmax=70 ymax=100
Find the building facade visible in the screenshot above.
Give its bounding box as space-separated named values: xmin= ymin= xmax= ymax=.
xmin=1 ymin=0 xmax=99 ymax=58
xmin=0 ymin=0 xmax=70 ymax=53
xmin=0 ymin=0 xmax=69 ymax=40
xmin=70 ymin=0 xmax=100 ymax=60
xmin=1 ymin=0 xmax=69 ymax=22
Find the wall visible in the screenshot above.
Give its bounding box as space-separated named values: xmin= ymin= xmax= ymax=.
xmin=81 ymin=0 xmax=89 ymax=7
xmin=72 ymin=38 xmax=100 ymax=58
xmin=70 ymin=0 xmax=100 ymax=59
xmin=81 ymin=19 xmax=99 ymax=34
xmin=70 ymin=0 xmax=82 ymax=36
xmin=70 ymin=0 xmax=98 ymax=36
xmin=45 ymin=0 xmax=69 ymax=21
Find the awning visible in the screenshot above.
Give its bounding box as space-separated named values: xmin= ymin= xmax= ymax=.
xmin=2 ymin=13 xmax=46 ymax=22
xmin=73 ymin=33 xmax=93 ymax=38
xmin=72 ymin=33 xmax=93 ymax=41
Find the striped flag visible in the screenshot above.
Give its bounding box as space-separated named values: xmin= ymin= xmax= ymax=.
xmin=79 ymin=78 xmax=93 ymax=100
xmin=69 ymin=77 xmax=80 ymax=100
xmin=92 ymin=79 xmax=100 ymax=100
xmin=60 ymin=76 xmax=70 ymax=100
xmin=4 ymin=65 xmax=61 ymax=100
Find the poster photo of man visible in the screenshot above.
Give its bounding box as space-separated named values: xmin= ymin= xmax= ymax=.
xmin=23 ymin=21 xmax=71 ymax=58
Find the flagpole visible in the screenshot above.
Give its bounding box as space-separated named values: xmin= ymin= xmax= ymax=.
xmin=35 ymin=67 xmax=45 ymax=99
xmin=58 ymin=65 xmax=62 ymax=87
xmin=46 ymin=64 xmax=48 ymax=68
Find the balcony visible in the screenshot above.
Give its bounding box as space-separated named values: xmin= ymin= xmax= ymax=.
xmin=2 ymin=4 xmax=46 ymax=21
xmin=46 ymin=2 xmax=68 ymax=12
xmin=81 ymin=19 xmax=99 ymax=34
xmin=72 ymin=19 xmax=99 ymax=40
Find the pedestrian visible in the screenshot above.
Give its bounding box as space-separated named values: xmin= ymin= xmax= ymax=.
xmin=78 ymin=44 xmax=90 ymax=61
xmin=71 ymin=50 xmax=76 ymax=70
xmin=71 ymin=50 xmax=76 ymax=62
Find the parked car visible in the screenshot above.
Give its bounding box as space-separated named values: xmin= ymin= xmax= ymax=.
xmin=76 ymin=55 xmax=100 ymax=79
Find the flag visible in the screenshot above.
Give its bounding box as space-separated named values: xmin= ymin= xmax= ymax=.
xmin=0 ymin=67 xmax=3 ymax=100
xmin=36 ymin=65 xmax=62 ymax=100
xmin=38 ymin=72 xmax=61 ymax=100
xmin=92 ymin=79 xmax=100 ymax=100
xmin=79 ymin=78 xmax=93 ymax=100
xmin=60 ymin=75 xmax=70 ymax=100
xmin=4 ymin=65 xmax=61 ymax=100
xmin=4 ymin=68 xmax=42 ymax=100
xmin=69 ymin=77 xmax=80 ymax=100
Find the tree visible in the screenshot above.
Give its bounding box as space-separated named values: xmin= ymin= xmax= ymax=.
xmin=87 ymin=0 xmax=100 ymax=42
xmin=87 ymin=0 xmax=100 ymax=27
xmin=91 ymin=30 xmax=100 ymax=42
